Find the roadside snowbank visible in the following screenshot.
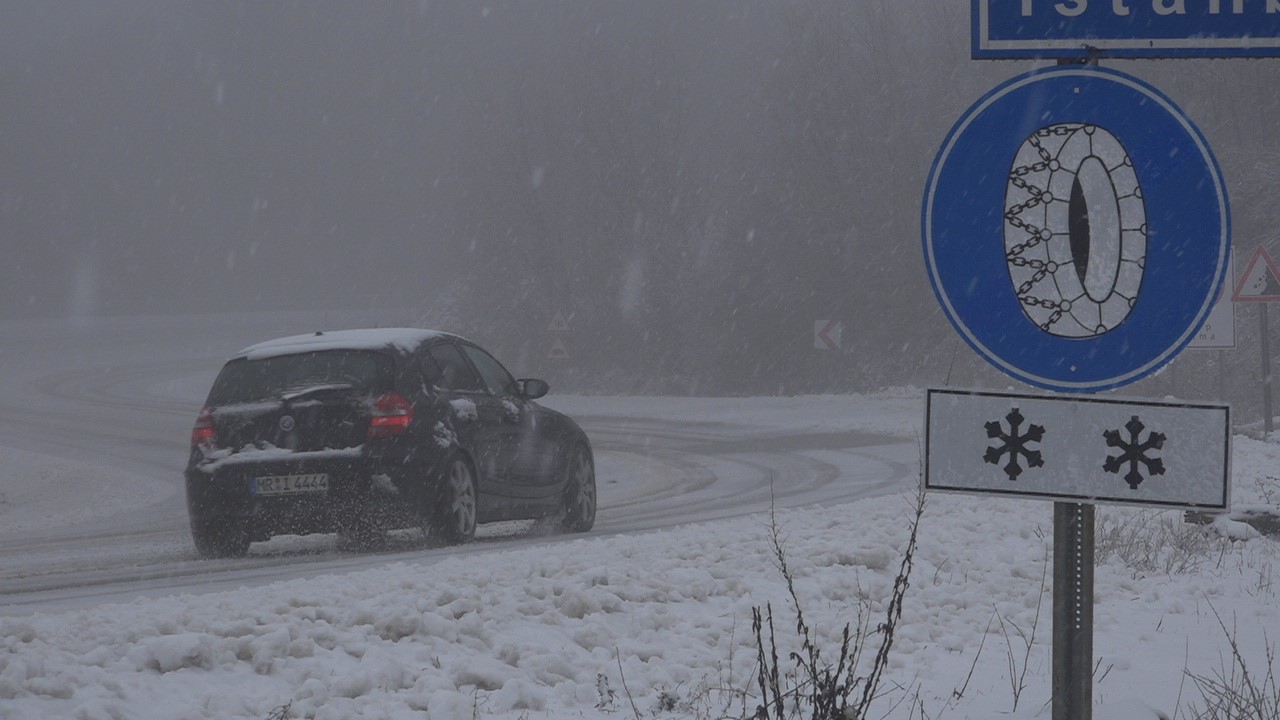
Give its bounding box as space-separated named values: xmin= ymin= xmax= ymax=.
xmin=1 ymin=391 xmax=1277 ymax=719
xmin=3 ymin=483 xmax=1276 ymax=719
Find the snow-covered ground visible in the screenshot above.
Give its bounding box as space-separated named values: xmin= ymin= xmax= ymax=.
xmin=2 ymin=390 xmax=1278 ymax=720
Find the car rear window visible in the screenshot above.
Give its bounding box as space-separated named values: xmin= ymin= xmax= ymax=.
xmin=207 ymin=350 xmax=393 ymax=404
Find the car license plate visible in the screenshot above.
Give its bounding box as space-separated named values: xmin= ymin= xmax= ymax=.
xmin=250 ymin=473 xmax=329 ymax=496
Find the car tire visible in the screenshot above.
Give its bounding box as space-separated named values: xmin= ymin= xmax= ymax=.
xmin=190 ymin=515 xmax=250 ymax=558
xmin=434 ymin=457 xmax=477 ymax=544
xmin=559 ymin=445 xmax=596 ymax=533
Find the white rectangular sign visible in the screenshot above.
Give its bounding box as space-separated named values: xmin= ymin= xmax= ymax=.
xmin=925 ymin=388 xmax=1229 ymax=510
xmin=1190 ymin=255 xmax=1235 ymax=349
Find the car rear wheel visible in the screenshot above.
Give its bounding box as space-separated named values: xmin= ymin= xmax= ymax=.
xmin=190 ymin=515 xmax=250 ymax=558
xmin=434 ymin=457 xmax=477 ymax=544
xmin=559 ymin=445 xmax=596 ymax=533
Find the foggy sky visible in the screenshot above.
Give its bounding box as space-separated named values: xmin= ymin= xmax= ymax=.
xmin=4 ymin=2 xmax=1278 ymax=397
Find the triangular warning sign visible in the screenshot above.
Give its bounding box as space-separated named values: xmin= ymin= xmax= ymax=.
xmin=547 ymin=337 xmax=569 ymax=360
xmin=548 ymin=311 xmax=571 ymax=332
xmin=1232 ymin=246 xmax=1280 ymax=302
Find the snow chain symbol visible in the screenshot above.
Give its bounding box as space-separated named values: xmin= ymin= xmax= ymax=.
xmin=984 ymin=408 xmax=1045 ymax=481
xmin=1004 ymin=123 xmax=1148 ymax=338
xmin=1103 ymin=415 xmax=1166 ymax=490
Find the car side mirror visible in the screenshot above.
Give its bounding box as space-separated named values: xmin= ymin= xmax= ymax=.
xmin=517 ymin=378 xmax=549 ymax=400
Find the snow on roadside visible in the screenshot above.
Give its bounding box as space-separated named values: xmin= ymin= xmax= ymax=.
xmin=1 ymin=390 xmax=1277 ymax=720
xmin=2 ymin=492 xmax=1277 ymax=719
xmin=1224 ymin=434 xmax=1280 ymax=514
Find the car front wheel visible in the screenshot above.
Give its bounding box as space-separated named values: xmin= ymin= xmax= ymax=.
xmin=190 ymin=515 xmax=250 ymax=558
xmin=434 ymin=457 xmax=477 ymax=544
xmin=559 ymin=445 xmax=596 ymax=533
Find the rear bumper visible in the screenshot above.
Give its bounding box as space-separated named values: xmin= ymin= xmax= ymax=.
xmin=184 ymin=449 xmax=439 ymax=538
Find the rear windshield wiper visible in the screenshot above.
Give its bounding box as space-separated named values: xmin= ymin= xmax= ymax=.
xmin=281 ymin=383 xmax=357 ymax=402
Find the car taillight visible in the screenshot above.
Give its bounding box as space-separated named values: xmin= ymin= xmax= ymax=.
xmin=368 ymin=392 xmax=413 ymax=439
xmin=191 ymin=406 xmax=216 ymax=449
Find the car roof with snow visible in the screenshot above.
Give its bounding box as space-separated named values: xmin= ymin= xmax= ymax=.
xmin=235 ymin=328 xmax=462 ymax=361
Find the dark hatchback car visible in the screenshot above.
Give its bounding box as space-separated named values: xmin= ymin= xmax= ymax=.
xmin=184 ymin=328 xmax=596 ymax=557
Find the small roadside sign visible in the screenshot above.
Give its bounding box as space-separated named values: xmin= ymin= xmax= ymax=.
xmin=922 ymin=66 xmax=1229 ymax=391
xmin=972 ymin=0 xmax=1280 ymax=59
xmin=547 ymin=337 xmax=569 ymax=360
xmin=548 ymin=311 xmax=572 ymax=332
xmin=1233 ymin=247 xmax=1280 ymax=435
xmin=1190 ymin=254 xmax=1235 ymax=349
xmin=1232 ymin=246 xmax=1280 ymax=303
xmin=925 ymin=388 xmax=1230 ymax=510
xmin=814 ymin=320 xmax=842 ymax=351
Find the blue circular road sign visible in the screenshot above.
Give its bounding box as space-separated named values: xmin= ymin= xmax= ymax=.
xmin=922 ymin=66 xmax=1229 ymax=392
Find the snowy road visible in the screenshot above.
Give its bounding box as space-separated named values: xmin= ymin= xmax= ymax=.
xmin=5 ymin=317 xmax=1277 ymax=720
xmin=0 ymin=314 xmax=917 ymax=613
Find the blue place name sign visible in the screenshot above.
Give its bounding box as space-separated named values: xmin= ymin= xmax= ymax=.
xmin=974 ymin=0 xmax=1280 ymax=58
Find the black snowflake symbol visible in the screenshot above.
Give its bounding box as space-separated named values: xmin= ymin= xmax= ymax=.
xmin=983 ymin=407 xmax=1045 ymax=481
xmin=1103 ymin=415 xmax=1166 ymax=490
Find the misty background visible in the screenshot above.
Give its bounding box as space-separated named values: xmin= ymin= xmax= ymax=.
xmin=3 ymin=2 xmax=1279 ymax=407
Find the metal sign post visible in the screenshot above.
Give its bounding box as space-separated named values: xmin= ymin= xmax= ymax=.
xmin=1054 ymin=51 xmax=1099 ymax=719
xmin=1052 ymin=502 xmax=1093 ymax=720
xmin=1263 ymin=305 xmax=1272 ymax=437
